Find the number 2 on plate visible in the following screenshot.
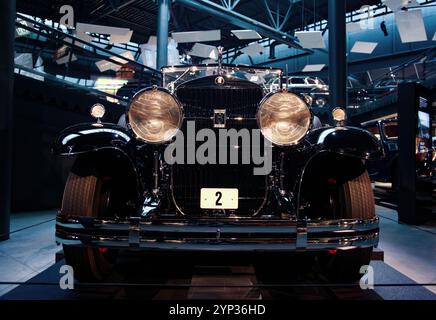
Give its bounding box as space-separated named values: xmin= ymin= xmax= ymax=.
xmin=215 ymin=191 xmax=222 ymax=206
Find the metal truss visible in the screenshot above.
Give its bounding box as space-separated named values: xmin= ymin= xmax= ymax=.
xmin=175 ymin=0 xmax=313 ymax=53
xmin=219 ymin=0 xmax=241 ymax=10
xmin=225 ymin=0 xmax=436 ymax=64
xmin=90 ymin=0 xmax=139 ymax=22
xmin=89 ymin=0 xmax=154 ymax=39
xmin=262 ymin=0 xmax=294 ymax=31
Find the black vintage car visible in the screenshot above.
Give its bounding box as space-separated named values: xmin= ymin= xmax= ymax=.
xmin=362 ymin=118 xmax=399 ymax=189
xmin=53 ymin=64 xmax=382 ymax=282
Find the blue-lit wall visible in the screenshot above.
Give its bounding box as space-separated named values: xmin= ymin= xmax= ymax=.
xmin=232 ymin=6 xmax=436 ymax=73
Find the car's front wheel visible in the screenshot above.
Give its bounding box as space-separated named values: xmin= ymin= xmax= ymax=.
xmin=318 ymin=170 xmax=376 ymax=282
xmin=61 ymin=173 xmax=117 ymax=282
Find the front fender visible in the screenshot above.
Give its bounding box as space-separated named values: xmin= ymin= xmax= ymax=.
xmin=52 ymin=123 xmax=134 ymax=156
xmin=306 ymin=126 xmax=383 ymax=159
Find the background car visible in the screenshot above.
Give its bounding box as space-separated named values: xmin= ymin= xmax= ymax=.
xmin=267 ymin=76 xmax=329 ymax=107
xmin=362 ymin=118 xmax=399 ymax=189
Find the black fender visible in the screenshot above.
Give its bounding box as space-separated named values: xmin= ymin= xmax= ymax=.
xmin=306 ymin=126 xmax=383 ymax=160
xmin=53 ymin=123 xmax=145 ymax=214
xmin=52 ymin=122 xmax=134 ymax=156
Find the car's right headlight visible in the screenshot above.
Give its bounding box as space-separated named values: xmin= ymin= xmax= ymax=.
xmin=127 ymin=87 xmax=183 ymax=144
xmin=315 ymin=97 xmax=327 ymax=107
xmin=257 ymin=91 xmax=312 ymax=146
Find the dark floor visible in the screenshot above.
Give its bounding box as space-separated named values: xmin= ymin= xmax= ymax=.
xmin=0 ymin=256 xmax=434 ymax=300
xmin=0 ymin=203 xmax=435 ymax=299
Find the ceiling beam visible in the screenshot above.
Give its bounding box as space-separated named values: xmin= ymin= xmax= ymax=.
xmin=174 ymin=0 xmax=313 ymax=53
xmin=91 ymin=0 xmax=139 ymax=22
xmin=105 ymin=14 xmax=154 ymax=33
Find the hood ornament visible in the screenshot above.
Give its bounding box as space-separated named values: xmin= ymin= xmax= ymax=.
xmin=215 ymin=76 xmax=225 ymax=85
xmin=217 ymin=46 xmax=224 ymax=75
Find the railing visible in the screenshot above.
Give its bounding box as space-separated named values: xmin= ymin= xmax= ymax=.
xmin=347 ymin=46 xmax=436 ymax=118
xmin=14 ymin=65 xmax=130 ymax=107
xmin=369 ymin=47 xmax=436 ymax=86
xmin=14 ymin=13 xmax=161 ymax=105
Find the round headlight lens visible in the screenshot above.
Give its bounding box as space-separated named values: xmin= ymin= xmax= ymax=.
xmin=128 ymin=87 xmax=183 ymax=143
xmin=257 ymin=92 xmax=311 ymax=146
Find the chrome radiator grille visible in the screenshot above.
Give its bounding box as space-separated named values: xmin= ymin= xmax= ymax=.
xmin=171 ymin=76 xmax=267 ymax=216
xmin=175 ymin=77 xmax=264 ymax=118
xmin=172 ymin=164 xmax=267 ymax=217
xmin=171 ymin=118 xmax=268 ymax=217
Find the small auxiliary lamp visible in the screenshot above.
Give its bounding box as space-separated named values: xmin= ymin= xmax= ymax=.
xmin=332 ymin=107 xmax=347 ymax=126
xmin=90 ymin=103 xmax=106 ymax=124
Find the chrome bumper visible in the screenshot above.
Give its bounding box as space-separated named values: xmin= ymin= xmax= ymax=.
xmin=56 ymin=215 xmax=379 ymax=252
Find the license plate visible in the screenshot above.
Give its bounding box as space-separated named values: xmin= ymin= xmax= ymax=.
xmin=200 ymin=188 xmax=239 ymax=209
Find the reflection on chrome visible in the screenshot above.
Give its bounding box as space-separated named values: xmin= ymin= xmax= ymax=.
xmin=61 ymin=129 xmax=131 ymax=145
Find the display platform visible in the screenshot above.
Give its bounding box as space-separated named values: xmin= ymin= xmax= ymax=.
xmin=1 ymin=252 xmax=434 ymax=300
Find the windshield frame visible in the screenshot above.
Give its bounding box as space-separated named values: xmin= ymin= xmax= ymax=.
xmin=161 ymin=64 xmax=282 ymax=91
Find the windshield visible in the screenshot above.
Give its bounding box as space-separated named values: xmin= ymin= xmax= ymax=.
xmin=315 ymin=77 xmax=326 ymax=85
xmin=306 ymin=78 xmax=317 ymax=84
xmin=365 ymin=125 xmax=381 ymax=141
xmin=383 ymin=122 xmax=398 ymax=139
xmin=289 ymin=77 xmax=305 ymax=84
xmin=162 ymin=64 xmax=282 ymax=92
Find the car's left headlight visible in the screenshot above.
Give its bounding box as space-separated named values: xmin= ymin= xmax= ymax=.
xmin=257 ymin=91 xmax=311 ymax=146
xmin=127 ymin=87 xmax=183 ymax=144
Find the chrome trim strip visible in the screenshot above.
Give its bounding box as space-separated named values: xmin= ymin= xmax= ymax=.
xmin=129 ymin=217 xmax=140 ymax=247
xmin=55 ymin=232 xmax=378 ymax=252
xmin=56 ymin=215 xmax=379 ymax=251
xmin=56 ymin=216 xmax=379 ymax=233
xmin=296 ymin=219 xmax=308 ymax=250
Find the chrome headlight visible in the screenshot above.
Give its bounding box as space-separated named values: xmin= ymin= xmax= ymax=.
xmin=315 ymin=97 xmax=327 ymax=107
xmin=257 ymin=92 xmax=311 ymax=146
xmin=127 ymin=87 xmax=183 ymax=143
